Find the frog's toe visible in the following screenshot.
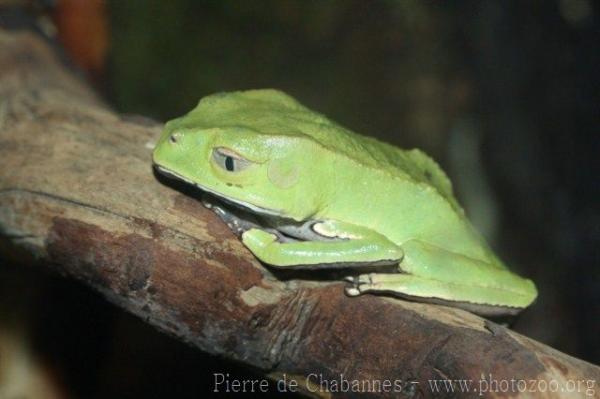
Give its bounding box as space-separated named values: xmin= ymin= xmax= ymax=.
xmin=345 ymin=286 xmax=361 ymax=297
xmin=344 ymin=274 xmax=374 ymax=296
xmin=343 ymin=275 xmax=357 ymax=296
xmin=344 ymin=275 xmax=359 ymax=296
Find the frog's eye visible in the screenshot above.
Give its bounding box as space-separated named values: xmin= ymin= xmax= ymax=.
xmin=212 ymin=147 xmax=251 ymax=172
xmin=169 ymin=132 xmax=181 ymax=143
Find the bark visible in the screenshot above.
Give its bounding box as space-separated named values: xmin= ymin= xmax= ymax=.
xmin=0 ymin=30 xmax=598 ymax=398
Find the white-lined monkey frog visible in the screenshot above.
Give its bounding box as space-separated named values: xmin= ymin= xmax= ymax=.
xmin=153 ymin=89 xmax=537 ymax=317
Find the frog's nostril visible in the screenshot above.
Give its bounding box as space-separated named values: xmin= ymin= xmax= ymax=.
xmin=169 ymin=134 xmax=178 ymax=144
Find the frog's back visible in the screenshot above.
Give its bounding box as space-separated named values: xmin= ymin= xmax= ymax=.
xmin=175 ymin=89 xmax=460 ymax=211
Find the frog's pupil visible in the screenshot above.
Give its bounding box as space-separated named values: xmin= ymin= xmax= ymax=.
xmin=225 ymin=156 xmax=235 ymax=171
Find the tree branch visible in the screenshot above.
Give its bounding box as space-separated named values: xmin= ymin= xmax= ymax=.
xmin=0 ymin=30 xmax=597 ymax=398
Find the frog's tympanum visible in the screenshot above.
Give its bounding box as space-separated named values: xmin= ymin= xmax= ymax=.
xmin=153 ymin=89 xmax=537 ymax=316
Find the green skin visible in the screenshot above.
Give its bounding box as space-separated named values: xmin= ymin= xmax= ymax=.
xmin=153 ymin=89 xmax=537 ymax=316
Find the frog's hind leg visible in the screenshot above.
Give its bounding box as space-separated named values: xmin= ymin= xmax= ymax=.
xmin=346 ymin=240 xmax=537 ymax=311
xmin=345 ymin=273 xmax=524 ymax=316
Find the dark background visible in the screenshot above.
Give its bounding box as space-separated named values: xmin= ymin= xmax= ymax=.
xmin=0 ymin=1 xmax=598 ymax=397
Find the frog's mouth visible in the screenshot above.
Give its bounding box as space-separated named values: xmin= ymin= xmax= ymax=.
xmin=154 ymin=165 xmax=283 ymax=216
xmin=155 ymin=165 xmax=329 ymax=243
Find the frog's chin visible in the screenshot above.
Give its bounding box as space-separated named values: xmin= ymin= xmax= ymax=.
xmin=154 ymin=164 xmax=283 ymax=218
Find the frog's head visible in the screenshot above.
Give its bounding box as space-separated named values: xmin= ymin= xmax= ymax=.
xmin=153 ymin=121 xmax=327 ymax=221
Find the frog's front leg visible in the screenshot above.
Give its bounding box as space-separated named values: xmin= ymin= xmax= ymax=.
xmin=346 ymin=240 xmax=537 ymax=312
xmin=241 ymin=220 xmax=403 ymax=268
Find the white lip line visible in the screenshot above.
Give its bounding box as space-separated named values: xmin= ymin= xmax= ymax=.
xmin=154 ymin=164 xmax=283 ymax=217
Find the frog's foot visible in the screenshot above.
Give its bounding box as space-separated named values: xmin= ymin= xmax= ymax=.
xmin=344 ymin=276 xmax=362 ymax=297
xmin=201 ymin=194 xmax=264 ymax=237
xmin=344 ymin=272 xmax=533 ymax=317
